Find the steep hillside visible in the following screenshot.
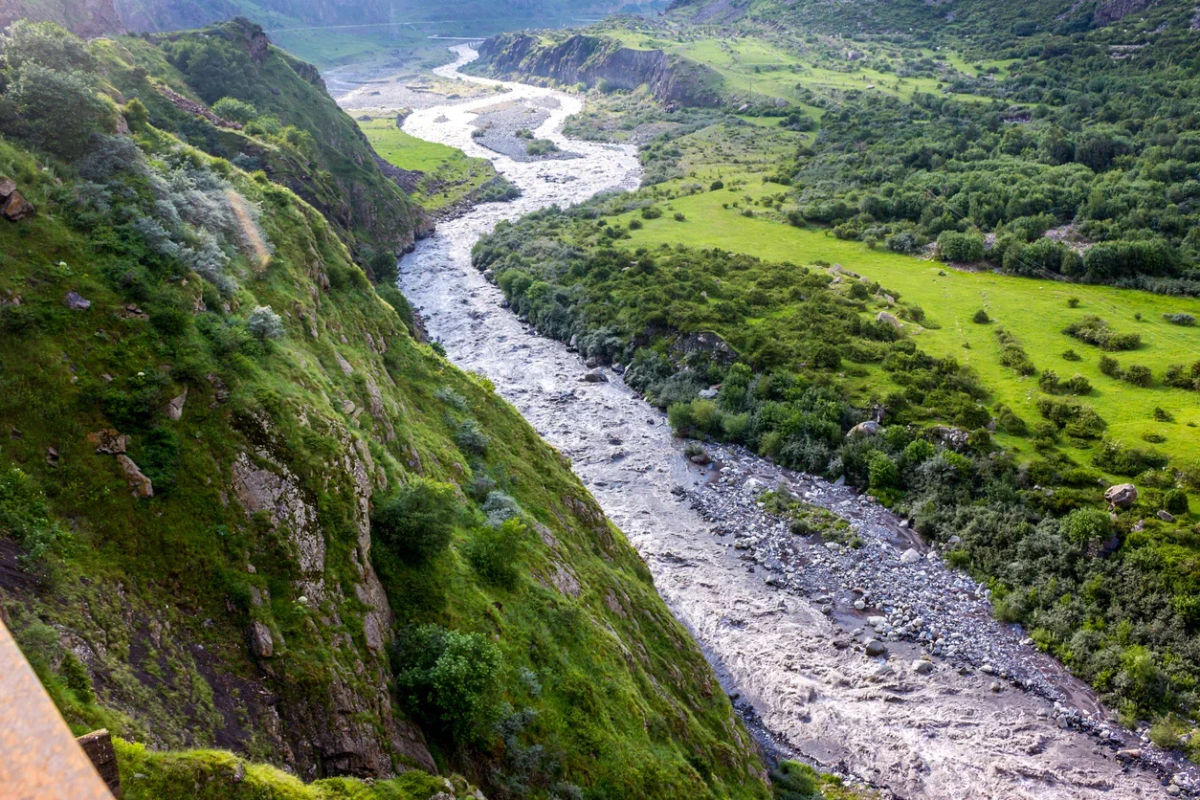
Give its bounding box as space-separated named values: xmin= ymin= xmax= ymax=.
xmin=0 ymin=0 xmax=122 ymax=37
xmin=0 ymin=21 xmax=770 ymax=799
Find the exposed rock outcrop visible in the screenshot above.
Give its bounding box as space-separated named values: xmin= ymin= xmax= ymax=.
xmin=476 ymin=33 xmax=724 ymax=108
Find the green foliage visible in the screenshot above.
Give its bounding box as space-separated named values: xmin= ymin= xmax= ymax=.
xmin=464 ymin=518 xmax=526 ymax=589
xmin=0 ymin=468 xmax=67 ymax=565
xmin=1063 ymin=316 xmax=1141 ymax=351
xmin=1060 ymin=507 xmax=1112 ymax=544
xmin=211 ymin=96 xmax=258 ymax=124
xmin=971 ymin=309 xmax=989 ymax=324
xmin=371 ymin=479 xmax=459 ymax=564
xmin=247 ymin=306 xmax=285 ymax=341
xmin=937 ymin=231 xmax=984 ymax=263
xmin=391 ymin=624 xmax=503 ymax=741
xmin=770 ymin=760 xmax=821 ymax=800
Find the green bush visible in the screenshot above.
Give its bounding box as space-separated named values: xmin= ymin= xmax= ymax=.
xmin=1123 ymin=364 xmax=1153 ymax=387
xmin=464 ymin=518 xmax=525 ymax=589
xmin=1064 ymin=316 xmax=1141 ymax=351
xmin=1060 ymin=507 xmax=1113 ymax=543
xmin=1164 ymin=489 xmax=1189 ymax=515
xmin=391 ymin=624 xmax=502 ymax=741
xmin=971 ymin=309 xmax=990 ymax=324
xmin=769 ymin=760 xmax=821 ymax=800
xmin=867 ymin=451 xmax=899 ymax=490
xmin=371 ymin=479 xmax=459 ymax=564
xmin=937 ymin=230 xmax=985 ymax=262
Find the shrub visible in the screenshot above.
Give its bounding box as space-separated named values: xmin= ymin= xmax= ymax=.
xmin=454 ymin=418 xmax=489 ymax=455
xmin=1163 ymin=313 xmax=1196 ymax=327
xmin=673 ymin=212 xmax=686 ymax=222
xmin=1123 ymin=365 xmax=1153 ymax=387
xmin=371 ymin=479 xmax=459 ymax=563
xmin=211 ymin=96 xmax=258 ymax=124
xmin=0 ymin=468 xmax=67 ymax=565
xmin=867 ymin=451 xmax=899 ymax=489
xmin=1164 ymin=364 xmax=1195 ymax=389
xmin=710 ymin=179 xmax=724 ymax=190
xmin=640 ymin=205 xmax=662 ymax=220
xmin=886 ymin=231 xmax=918 ymax=254
xmin=464 ymin=518 xmax=525 ymax=589
xmin=1099 ymin=355 xmax=1121 ymax=377
xmin=770 ymin=760 xmax=821 ymax=800
xmin=972 ymin=309 xmax=990 ymax=324
xmin=247 ymin=306 xmax=284 ymax=341
xmin=391 ymin=624 xmax=502 ymax=740
xmin=1061 ymin=507 xmax=1113 ymax=543
xmin=937 ymin=230 xmax=985 ymax=262
xmin=1062 ymin=349 xmax=1081 ymax=362
xmin=1067 ymin=297 xmax=1080 ymax=308
xmin=1154 ymin=407 xmax=1174 ymax=422
xmin=1064 ymin=316 xmax=1141 ymax=351
xmin=1092 ymin=440 xmax=1167 ymax=475
xmin=1164 ymin=489 xmax=1189 ymax=515
xmin=1063 ymin=375 xmax=1092 ymax=395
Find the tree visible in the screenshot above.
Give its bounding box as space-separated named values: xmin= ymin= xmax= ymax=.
xmin=246 ymin=306 xmax=284 ymax=341
xmin=392 ymin=624 xmax=502 ymax=740
xmin=5 ymin=63 xmax=114 ymax=160
xmin=371 ymin=478 xmax=459 ymax=563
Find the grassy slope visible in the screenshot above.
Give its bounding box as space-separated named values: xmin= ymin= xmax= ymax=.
xmin=358 ymin=118 xmax=503 ymax=213
xmin=619 ymin=182 xmax=1200 ymax=470
xmin=0 ymin=27 xmax=769 ymax=800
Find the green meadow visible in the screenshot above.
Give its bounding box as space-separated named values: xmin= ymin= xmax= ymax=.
xmin=617 ymin=183 xmax=1200 ymax=468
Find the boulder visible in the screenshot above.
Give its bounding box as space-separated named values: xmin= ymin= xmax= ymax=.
xmin=87 ymin=429 xmax=128 ymax=455
xmin=64 ymin=291 xmax=91 ymax=311
xmin=582 ymin=370 xmax=607 ymax=383
xmin=900 ymin=548 xmax=921 ymax=564
xmin=912 ymin=659 xmax=934 ymax=675
xmin=116 ymin=455 xmax=154 ymax=498
xmin=864 ymin=639 xmax=888 ymax=658
xmin=876 ymin=311 xmax=902 ymax=329
xmin=1 ymin=189 xmax=34 ymax=221
xmin=1157 ymin=509 xmax=1176 ymax=522
xmin=164 ymin=388 xmax=188 ymax=421
xmin=1104 ymin=483 xmax=1138 ymax=509
xmin=847 ymin=420 xmax=881 ymax=438
xmin=0 ymin=177 xmax=15 ymax=198
xmin=248 ymin=621 xmax=274 ymax=658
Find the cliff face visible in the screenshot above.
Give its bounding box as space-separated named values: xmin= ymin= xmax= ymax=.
xmin=0 ymin=0 xmax=123 ymax=36
xmin=477 ymin=32 xmax=724 ymax=108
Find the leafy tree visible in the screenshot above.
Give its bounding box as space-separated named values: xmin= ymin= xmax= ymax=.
xmin=371 ymin=479 xmax=459 ymax=563
xmin=4 ymin=63 xmax=114 ymax=160
xmin=247 ymin=306 xmax=284 ymax=341
xmin=391 ymin=624 xmax=502 ymax=740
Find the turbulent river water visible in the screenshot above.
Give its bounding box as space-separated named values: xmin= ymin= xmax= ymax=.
xmin=344 ymin=45 xmax=1186 ymax=799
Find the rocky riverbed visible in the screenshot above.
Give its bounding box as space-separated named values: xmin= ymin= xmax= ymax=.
xmin=347 ymin=44 xmax=1194 ymax=799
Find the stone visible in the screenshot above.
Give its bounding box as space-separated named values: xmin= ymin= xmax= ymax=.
xmin=912 ymin=659 xmax=934 ymax=675
xmin=1104 ymin=483 xmax=1138 ymax=509
xmin=847 ymin=420 xmax=881 ymax=438
xmin=582 ymin=370 xmax=607 ymax=383
xmin=989 ymin=681 xmax=1003 ymax=693
xmin=1158 ymin=509 xmax=1176 ymax=522
xmin=248 ymin=621 xmax=274 ymax=658
xmin=2 ymin=189 xmax=34 ymax=220
xmin=900 ymin=547 xmax=921 ymax=564
xmin=64 ymin=291 xmax=91 ymax=311
xmin=116 ymin=455 xmax=154 ymax=498
xmin=164 ymin=388 xmax=188 ymax=421
xmin=87 ymin=429 xmax=128 ymax=455
xmin=864 ymin=639 xmax=888 ymax=657
xmin=876 ymin=311 xmax=902 ymax=329
xmin=0 ymin=177 xmax=15 ymax=198
xmin=698 ymin=386 xmax=719 ymax=400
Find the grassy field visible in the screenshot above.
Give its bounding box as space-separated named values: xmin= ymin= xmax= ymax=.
xmin=617 ymin=181 xmax=1200 ymax=469
xmin=358 ymin=117 xmax=503 ymax=212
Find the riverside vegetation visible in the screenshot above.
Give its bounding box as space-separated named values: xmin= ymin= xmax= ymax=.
xmin=0 ymin=16 xmax=787 ymax=800
xmin=471 ymin=0 xmax=1200 ymax=753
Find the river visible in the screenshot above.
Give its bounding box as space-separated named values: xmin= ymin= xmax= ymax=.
xmin=347 ymin=44 xmax=1186 ymax=799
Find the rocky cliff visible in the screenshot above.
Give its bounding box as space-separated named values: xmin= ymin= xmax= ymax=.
xmin=476 ymin=32 xmax=724 ymax=108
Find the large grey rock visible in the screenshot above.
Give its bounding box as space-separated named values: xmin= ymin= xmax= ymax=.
xmin=864 ymin=639 xmax=888 ymax=657
xmin=249 ymin=621 xmax=274 ymax=658
xmin=876 ymin=311 xmax=902 ymax=329
xmin=582 ymin=369 xmax=607 ymax=383
xmin=164 ymin=388 xmax=188 ymax=421
xmin=1104 ymin=483 xmax=1138 ymax=509
xmin=847 ymin=420 xmax=881 ymax=438
xmin=116 ymin=455 xmax=153 ymax=498
xmin=64 ymin=291 xmax=91 ymax=310
xmin=900 ymin=548 xmax=921 ymax=564
xmin=912 ymin=659 xmax=934 ymax=675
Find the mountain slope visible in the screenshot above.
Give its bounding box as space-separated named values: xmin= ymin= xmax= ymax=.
xmin=0 ymin=20 xmax=770 ymax=798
